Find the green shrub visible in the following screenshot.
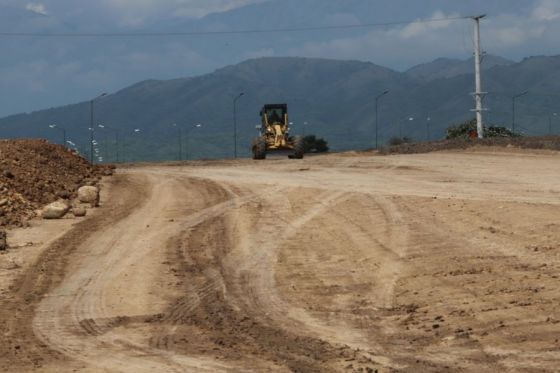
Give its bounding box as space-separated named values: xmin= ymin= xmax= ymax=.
xmin=302 ymin=135 xmax=329 ymax=153
xmin=446 ymin=119 xmax=520 ymax=139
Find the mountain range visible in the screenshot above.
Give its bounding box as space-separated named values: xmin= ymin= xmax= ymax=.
xmin=1 ymin=54 xmax=559 ymax=161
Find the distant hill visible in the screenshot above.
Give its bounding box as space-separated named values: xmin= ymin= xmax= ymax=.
xmin=406 ymin=55 xmax=514 ymax=81
xmin=1 ymin=55 xmax=559 ymax=162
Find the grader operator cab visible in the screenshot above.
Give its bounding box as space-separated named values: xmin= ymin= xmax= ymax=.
xmin=252 ymin=104 xmax=304 ymax=160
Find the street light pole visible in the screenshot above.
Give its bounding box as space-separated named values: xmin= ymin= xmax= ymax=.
xmin=550 ymin=113 xmax=558 ymax=135
xmin=124 ymin=129 xmax=141 ymax=163
xmin=426 ymin=117 xmax=431 ymax=142
xmin=98 ymin=124 xmax=120 ymax=163
xmin=49 ymin=124 xmax=66 ymax=147
xmin=185 ymin=123 xmax=202 ymax=160
xmin=375 ymin=90 xmax=389 ymax=149
xmin=233 ymin=92 xmax=244 ymax=158
xmin=171 ymin=123 xmax=182 ymax=161
xmin=512 ymin=91 xmax=528 ymax=134
xmin=90 ymin=93 xmax=107 ymax=163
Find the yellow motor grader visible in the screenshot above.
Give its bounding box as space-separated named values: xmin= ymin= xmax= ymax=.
xmin=252 ymin=104 xmax=304 ymax=160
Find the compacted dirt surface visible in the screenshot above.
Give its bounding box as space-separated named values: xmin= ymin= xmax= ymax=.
xmin=1 ymin=147 xmax=560 ymax=372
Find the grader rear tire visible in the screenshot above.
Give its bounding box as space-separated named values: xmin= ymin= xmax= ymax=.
xmin=291 ymin=136 xmax=304 ymax=159
xmin=252 ymin=137 xmax=267 ymax=160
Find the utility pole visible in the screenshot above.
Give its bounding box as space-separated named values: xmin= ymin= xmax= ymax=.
xmin=89 ymin=93 xmax=107 ymax=163
xmin=375 ymin=90 xmax=389 ymax=149
xmin=171 ymin=123 xmax=182 ymax=161
xmin=233 ymin=92 xmax=244 ymax=158
xmin=512 ymin=91 xmax=528 ymax=134
xmin=550 ymin=113 xmax=558 ymax=135
xmin=472 ymin=15 xmax=486 ymax=139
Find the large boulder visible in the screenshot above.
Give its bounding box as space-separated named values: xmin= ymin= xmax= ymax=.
xmin=77 ymin=186 xmax=99 ymax=207
xmin=72 ymin=205 xmax=87 ymax=217
xmin=42 ymin=201 xmax=70 ymax=219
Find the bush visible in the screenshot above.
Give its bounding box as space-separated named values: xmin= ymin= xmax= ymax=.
xmin=388 ymin=136 xmax=412 ymax=146
xmin=446 ymin=119 xmax=520 ymax=139
xmin=302 ymin=135 xmax=329 ymax=153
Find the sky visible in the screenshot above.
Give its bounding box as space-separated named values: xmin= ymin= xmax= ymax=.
xmin=0 ymin=0 xmax=559 ymax=117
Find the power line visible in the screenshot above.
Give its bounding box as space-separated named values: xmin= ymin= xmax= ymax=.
xmin=0 ymin=15 xmax=476 ymax=38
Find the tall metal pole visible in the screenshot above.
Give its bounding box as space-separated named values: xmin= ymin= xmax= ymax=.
xmin=512 ymin=91 xmax=528 ymax=134
xmin=90 ymin=100 xmax=94 ymax=163
xmin=178 ymin=127 xmax=183 ymax=161
xmin=185 ymin=123 xmax=202 ymax=161
xmin=549 ymin=113 xmax=557 ymax=135
xmin=375 ymin=90 xmax=389 ymax=149
xmin=104 ymin=134 xmax=109 ymax=163
xmin=116 ymin=131 xmax=120 ymax=163
xmin=426 ymin=117 xmax=431 ymax=141
xmin=473 ymin=15 xmax=486 ymax=139
xmin=89 ymin=93 xmax=107 ymax=164
xmin=233 ymin=93 xmax=244 ymax=158
xmin=49 ymin=124 xmax=66 ymax=147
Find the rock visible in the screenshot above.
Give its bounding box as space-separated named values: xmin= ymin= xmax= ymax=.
xmin=72 ymin=206 xmax=87 ymax=217
xmin=42 ymin=201 xmax=70 ymax=219
xmin=0 ymin=198 xmax=7 ymax=207
xmin=56 ymin=190 xmax=71 ymax=199
xmin=77 ymin=186 xmax=99 ymax=207
xmin=0 ymin=230 xmax=7 ymax=250
xmin=103 ymin=168 xmax=113 ymax=176
xmin=3 ymin=170 xmax=14 ymax=179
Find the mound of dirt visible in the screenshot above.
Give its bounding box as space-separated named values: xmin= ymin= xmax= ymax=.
xmin=0 ymin=139 xmax=110 ymax=227
xmin=379 ymin=136 xmax=560 ymax=155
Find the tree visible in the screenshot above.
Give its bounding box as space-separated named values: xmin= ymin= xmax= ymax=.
xmin=446 ymin=118 xmax=520 ymax=139
xmin=302 ymin=135 xmax=329 ymax=153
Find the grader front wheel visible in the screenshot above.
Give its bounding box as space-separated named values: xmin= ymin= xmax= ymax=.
xmin=252 ymin=137 xmax=267 ymax=160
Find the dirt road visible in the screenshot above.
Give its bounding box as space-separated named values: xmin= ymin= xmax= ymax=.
xmin=1 ymin=148 xmax=560 ymax=372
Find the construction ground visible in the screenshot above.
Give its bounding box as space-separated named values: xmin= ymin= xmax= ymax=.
xmin=1 ymin=145 xmax=559 ymax=372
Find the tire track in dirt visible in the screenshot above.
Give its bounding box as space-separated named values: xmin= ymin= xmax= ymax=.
xmin=31 ymin=172 xmax=253 ymax=372
xmin=379 ymin=196 xmax=560 ymax=371
xmin=0 ymin=174 xmax=149 ymax=371
xmin=148 ymin=184 xmax=394 ymax=371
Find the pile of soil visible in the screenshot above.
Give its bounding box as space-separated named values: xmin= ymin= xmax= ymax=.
xmin=0 ymin=139 xmax=110 ymax=227
xmin=379 ymin=136 xmax=560 ymax=155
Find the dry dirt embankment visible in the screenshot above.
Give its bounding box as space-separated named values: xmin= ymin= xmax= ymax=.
xmin=379 ymin=136 xmax=560 ymax=155
xmin=1 ymin=147 xmax=560 ymax=372
xmin=0 ymin=139 xmax=109 ymax=228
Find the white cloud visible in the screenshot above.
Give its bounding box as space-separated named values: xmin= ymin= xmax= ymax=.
xmin=100 ymin=0 xmax=264 ymax=24
xmin=532 ymin=0 xmax=560 ymax=21
xmin=173 ymin=0 xmax=265 ymax=18
xmin=399 ymin=11 xmax=459 ymax=39
xmin=290 ymin=11 xmax=469 ymax=69
xmin=289 ymin=3 xmax=560 ymax=70
xmin=25 ymin=2 xmax=48 ymax=15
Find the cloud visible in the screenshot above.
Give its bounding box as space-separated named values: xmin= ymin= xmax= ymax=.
xmin=99 ymin=0 xmax=264 ymax=24
xmin=289 ymin=11 xmax=470 ymax=69
xmin=399 ymin=11 xmax=460 ymax=39
xmin=172 ymin=0 xmax=265 ymax=19
xmin=289 ymin=2 xmax=560 ymax=70
xmin=532 ymin=0 xmax=560 ymax=21
xmin=25 ymin=2 xmax=48 ymax=15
